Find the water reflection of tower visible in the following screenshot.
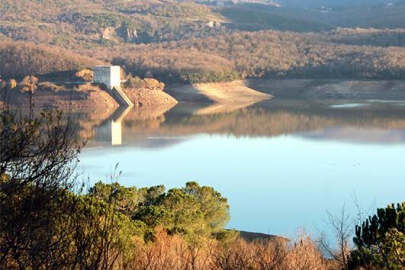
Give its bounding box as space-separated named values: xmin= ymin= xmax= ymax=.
xmin=110 ymin=120 xmax=122 ymax=146
xmin=94 ymin=106 xmax=132 ymax=146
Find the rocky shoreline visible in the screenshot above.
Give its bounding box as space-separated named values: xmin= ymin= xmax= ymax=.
xmin=4 ymin=79 xmax=405 ymax=116
xmin=2 ymin=80 xmax=272 ymax=115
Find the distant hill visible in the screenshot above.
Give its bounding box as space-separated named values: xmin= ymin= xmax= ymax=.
xmin=234 ymin=1 xmax=405 ymax=29
xmin=1 ymin=0 xmax=404 ymax=51
xmin=0 ymin=0 xmax=227 ymax=47
xmin=276 ymin=0 xmax=393 ymax=8
xmin=0 ymin=0 xmax=343 ymax=51
xmin=308 ymin=4 xmax=405 ymax=29
xmin=219 ymin=5 xmax=332 ymax=32
xmin=1 ymin=0 xmax=405 ymax=83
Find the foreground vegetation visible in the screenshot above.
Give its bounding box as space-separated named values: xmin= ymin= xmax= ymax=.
xmin=1 ymin=106 xmax=405 ymax=269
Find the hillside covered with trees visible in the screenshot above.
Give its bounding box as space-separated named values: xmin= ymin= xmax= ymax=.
xmin=112 ymin=30 xmax=405 ymax=82
xmin=2 ymin=0 xmax=405 ymax=83
xmin=0 ymin=42 xmax=101 ymax=78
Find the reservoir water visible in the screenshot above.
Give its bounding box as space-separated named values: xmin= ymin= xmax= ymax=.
xmin=76 ymin=98 xmax=405 ymax=239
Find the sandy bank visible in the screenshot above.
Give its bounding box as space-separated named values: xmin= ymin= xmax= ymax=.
xmin=167 ymin=80 xmax=272 ymax=115
xmin=247 ymin=78 xmax=405 ymax=100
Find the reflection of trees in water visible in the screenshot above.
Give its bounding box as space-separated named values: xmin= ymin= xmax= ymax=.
xmin=75 ymin=102 xmax=405 ymax=144
xmin=162 ymin=109 xmax=336 ymax=138
xmin=75 ymin=104 xmax=172 ymax=145
xmin=141 ymin=105 xmax=405 ymax=139
xmin=70 ymin=109 xmax=116 ymax=142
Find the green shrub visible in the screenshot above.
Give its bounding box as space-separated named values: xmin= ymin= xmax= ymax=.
xmin=349 ymin=203 xmax=405 ymax=269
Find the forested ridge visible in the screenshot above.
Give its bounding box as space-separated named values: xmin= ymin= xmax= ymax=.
xmin=112 ymin=30 xmax=405 ymax=82
xmin=2 ymin=0 xmax=405 ymax=82
xmin=0 ymin=42 xmax=101 ymax=78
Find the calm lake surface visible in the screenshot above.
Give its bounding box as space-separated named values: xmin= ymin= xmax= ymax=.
xmin=76 ymin=96 xmax=405 ymax=239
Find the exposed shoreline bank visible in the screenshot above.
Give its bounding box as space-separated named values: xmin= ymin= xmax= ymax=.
xmin=1 ymin=80 xmax=272 ymax=115
xmin=4 ymin=79 xmax=405 ymax=114
xmin=166 ymin=80 xmax=272 ymax=115
xmin=247 ymin=78 xmax=405 ymax=100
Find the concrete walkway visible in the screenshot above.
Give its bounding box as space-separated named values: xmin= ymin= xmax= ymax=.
xmin=110 ymin=86 xmax=134 ymax=107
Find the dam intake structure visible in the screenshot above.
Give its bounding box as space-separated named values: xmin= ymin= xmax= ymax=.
xmin=93 ymin=66 xmax=134 ymax=107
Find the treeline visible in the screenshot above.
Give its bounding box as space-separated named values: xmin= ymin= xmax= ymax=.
xmin=111 ymin=30 xmax=405 ymax=82
xmin=324 ymin=28 xmax=405 ymax=47
xmin=113 ymin=49 xmax=240 ymax=83
xmin=0 ymin=41 xmax=100 ymax=78
xmin=2 ymin=1 xmax=405 ymax=83
xmin=3 ymin=29 xmax=405 ymax=82
xmin=4 ymin=0 xmax=405 ymax=53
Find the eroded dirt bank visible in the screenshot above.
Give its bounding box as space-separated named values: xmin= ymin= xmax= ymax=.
xmin=1 ymin=86 xmax=119 ymax=110
xmin=247 ymin=79 xmax=405 ymax=100
xmin=167 ymin=80 xmax=272 ymax=115
xmin=7 ymin=78 xmax=405 ymax=114
xmin=1 ymin=83 xmax=178 ymax=112
xmin=123 ymin=88 xmax=178 ymax=108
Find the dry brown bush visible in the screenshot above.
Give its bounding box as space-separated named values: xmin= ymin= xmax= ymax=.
xmin=74 ymin=83 xmax=102 ymax=92
xmin=285 ymin=233 xmax=330 ymax=270
xmin=143 ymin=78 xmax=165 ymax=90
xmin=75 ymin=69 xmax=94 ymax=82
xmin=122 ymin=228 xmax=335 ymax=270
xmin=128 ymin=228 xmax=217 ymax=270
xmin=38 ymin=81 xmax=65 ymax=92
